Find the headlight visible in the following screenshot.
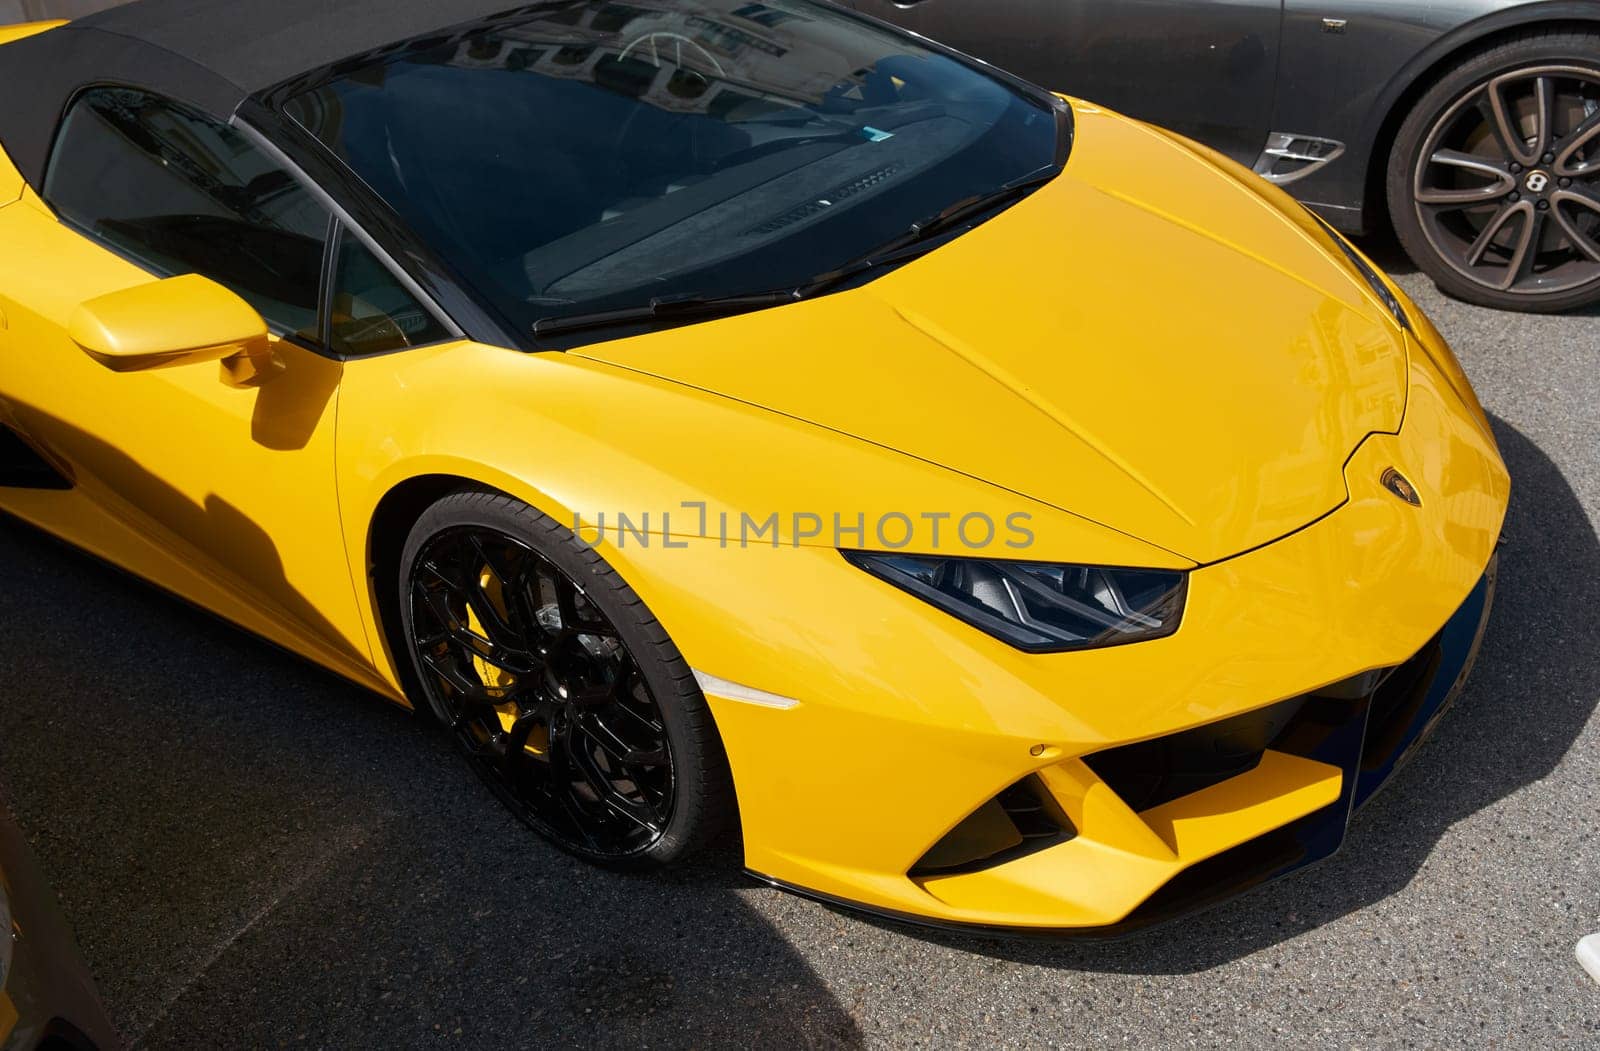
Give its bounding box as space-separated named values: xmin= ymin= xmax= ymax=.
xmin=842 ymin=551 xmax=1187 ymax=653
xmin=1310 ymin=212 xmax=1411 ymax=332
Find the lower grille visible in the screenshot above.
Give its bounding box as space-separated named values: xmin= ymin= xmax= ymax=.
xmin=1084 ymin=698 xmax=1309 ymax=813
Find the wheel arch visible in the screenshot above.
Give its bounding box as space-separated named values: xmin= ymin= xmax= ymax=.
xmin=1360 ymin=3 xmax=1600 ymax=233
xmin=359 ymin=468 xmax=730 ymax=729
xmin=354 ymin=451 xmax=600 ymax=696
xmin=366 ymin=472 xmax=486 ymax=705
xmin=360 ymin=468 xmax=743 ymax=850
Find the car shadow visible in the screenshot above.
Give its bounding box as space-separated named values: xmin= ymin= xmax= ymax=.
xmin=1352 ymin=222 xmax=1420 ymax=277
xmin=830 ymin=416 xmax=1600 ymax=974
xmin=0 ymin=513 xmax=859 ymax=1047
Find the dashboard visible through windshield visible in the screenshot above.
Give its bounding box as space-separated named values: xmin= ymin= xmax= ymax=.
xmin=283 ymin=0 xmax=1066 ymax=341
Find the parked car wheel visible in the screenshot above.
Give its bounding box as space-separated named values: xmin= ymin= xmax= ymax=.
xmin=1389 ymin=30 xmax=1600 ymax=312
xmin=399 ymin=488 xmax=735 ymax=868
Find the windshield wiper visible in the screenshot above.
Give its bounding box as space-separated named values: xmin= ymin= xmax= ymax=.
xmin=919 ymin=165 xmax=1061 ymax=238
xmin=531 ymin=166 xmax=1060 ymax=341
xmin=532 ymin=289 xmax=802 ymax=339
xmin=794 ymin=165 xmax=1062 ymax=297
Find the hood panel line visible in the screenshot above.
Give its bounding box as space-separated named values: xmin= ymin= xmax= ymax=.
xmin=1091 ymin=182 xmax=1369 ymax=318
xmin=893 ymin=303 xmax=1197 ymax=527
xmin=573 ymin=353 xmax=1200 ymax=565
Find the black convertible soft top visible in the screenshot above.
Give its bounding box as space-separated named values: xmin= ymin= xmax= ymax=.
xmin=0 ymin=0 xmax=518 ymax=188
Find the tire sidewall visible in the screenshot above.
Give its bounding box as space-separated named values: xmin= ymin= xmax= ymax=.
xmin=1388 ymin=34 xmax=1600 ymax=313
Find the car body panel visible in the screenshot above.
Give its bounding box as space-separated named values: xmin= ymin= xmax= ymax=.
xmin=330 ymin=332 xmax=1198 ymax=705
xmin=0 ymin=19 xmax=64 ymax=48
xmin=579 ymin=102 xmax=1408 ymax=564
xmin=0 ymin=200 xmax=381 ymax=691
xmin=853 ymin=0 xmax=1600 ymax=231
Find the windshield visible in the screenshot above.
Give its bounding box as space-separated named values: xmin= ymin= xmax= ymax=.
xmin=283 ymin=0 xmax=1064 ymax=339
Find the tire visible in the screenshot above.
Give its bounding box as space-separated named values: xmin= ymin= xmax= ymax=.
xmin=397 ymin=486 xmax=734 ymax=868
xmin=1387 ymin=29 xmax=1600 ymax=313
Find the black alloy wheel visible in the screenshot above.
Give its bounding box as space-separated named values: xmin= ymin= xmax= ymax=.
xmin=1390 ymin=31 xmax=1600 ymax=312
xmin=399 ymin=489 xmax=733 ymax=867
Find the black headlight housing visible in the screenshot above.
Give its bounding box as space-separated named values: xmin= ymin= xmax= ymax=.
xmin=843 ymin=551 xmax=1187 ymax=653
xmin=1310 ymin=211 xmax=1411 ymax=332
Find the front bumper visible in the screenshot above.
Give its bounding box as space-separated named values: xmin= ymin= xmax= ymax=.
xmin=656 ymin=329 xmax=1505 ymax=932
xmin=752 ymin=554 xmax=1496 ymax=937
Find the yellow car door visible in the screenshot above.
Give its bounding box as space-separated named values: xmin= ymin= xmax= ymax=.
xmin=0 ymin=87 xmax=373 ymax=679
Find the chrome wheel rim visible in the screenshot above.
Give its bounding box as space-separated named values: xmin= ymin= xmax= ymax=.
xmin=408 ymin=527 xmax=674 ymax=858
xmin=1413 ymin=64 xmax=1600 ymax=296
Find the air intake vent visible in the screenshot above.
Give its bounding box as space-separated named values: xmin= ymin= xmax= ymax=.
xmin=910 ymin=774 xmax=1075 ymax=877
xmin=745 ymin=165 xmax=901 ymax=236
xmin=1252 ymin=132 xmax=1345 ymax=186
xmin=1085 ymin=698 xmax=1305 ymax=814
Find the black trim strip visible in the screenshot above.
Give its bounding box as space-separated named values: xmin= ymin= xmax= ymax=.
xmin=232 ymin=99 xmax=524 ymax=351
xmin=227 ymin=111 xmax=479 ymax=347
xmin=316 ymin=212 xmax=341 ymax=350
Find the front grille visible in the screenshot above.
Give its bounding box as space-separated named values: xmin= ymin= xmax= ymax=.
xmin=1086 ymin=602 xmax=1477 ymax=819
xmin=910 ymin=774 xmax=1075 ymax=877
xmin=1079 ymin=564 xmax=1489 ymax=933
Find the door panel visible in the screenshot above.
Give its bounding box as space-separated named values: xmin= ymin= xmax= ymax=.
xmin=0 ymin=199 xmax=374 ymax=674
xmin=853 ymin=0 xmax=1284 ymax=162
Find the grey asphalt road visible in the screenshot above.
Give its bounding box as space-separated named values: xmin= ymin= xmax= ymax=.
xmin=1 ymin=239 xmax=1597 ymax=1049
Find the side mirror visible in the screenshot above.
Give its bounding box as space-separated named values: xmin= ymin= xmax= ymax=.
xmin=69 ymin=274 xmax=270 ymax=373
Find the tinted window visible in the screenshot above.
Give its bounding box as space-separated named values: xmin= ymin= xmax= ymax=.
xmin=329 ymin=227 xmax=451 ymax=355
xmin=45 ymin=88 xmax=330 ymax=338
xmin=285 ymin=0 xmax=1061 ymax=338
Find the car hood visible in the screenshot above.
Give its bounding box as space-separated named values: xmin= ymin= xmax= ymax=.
xmin=575 ymin=102 xmax=1408 ymax=564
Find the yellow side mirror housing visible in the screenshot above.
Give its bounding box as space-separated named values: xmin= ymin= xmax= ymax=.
xmin=69 ymin=274 xmax=270 ymax=373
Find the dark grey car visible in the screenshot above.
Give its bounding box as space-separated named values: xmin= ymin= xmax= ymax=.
xmin=852 ymin=0 xmax=1600 ymax=312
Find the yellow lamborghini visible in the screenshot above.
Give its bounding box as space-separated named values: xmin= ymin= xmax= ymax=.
xmin=0 ymin=0 xmax=1508 ymax=935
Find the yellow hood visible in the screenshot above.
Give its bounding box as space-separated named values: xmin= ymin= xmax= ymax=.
xmin=577 ymin=103 xmax=1408 ymax=564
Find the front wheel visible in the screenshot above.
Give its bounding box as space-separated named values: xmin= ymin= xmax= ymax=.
xmin=1388 ymin=30 xmax=1600 ymax=312
xmin=398 ymin=488 xmax=734 ymax=868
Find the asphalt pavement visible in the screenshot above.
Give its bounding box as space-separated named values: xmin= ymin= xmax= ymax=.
xmin=1 ymin=239 xmax=1597 ymax=1048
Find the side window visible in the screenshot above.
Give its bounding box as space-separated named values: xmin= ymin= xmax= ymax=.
xmin=43 ymin=87 xmax=329 ymax=340
xmin=328 ymin=228 xmax=451 ymax=356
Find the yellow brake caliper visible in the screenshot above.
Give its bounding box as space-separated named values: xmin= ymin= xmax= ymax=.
xmin=466 ymin=565 xmax=550 ymax=758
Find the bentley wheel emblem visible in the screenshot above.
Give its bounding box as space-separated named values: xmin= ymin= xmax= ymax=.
xmin=1381 ymin=467 xmax=1421 ymax=506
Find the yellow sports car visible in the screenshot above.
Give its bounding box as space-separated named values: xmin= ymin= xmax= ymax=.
xmin=0 ymin=0 xmax=1507 ymax=934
